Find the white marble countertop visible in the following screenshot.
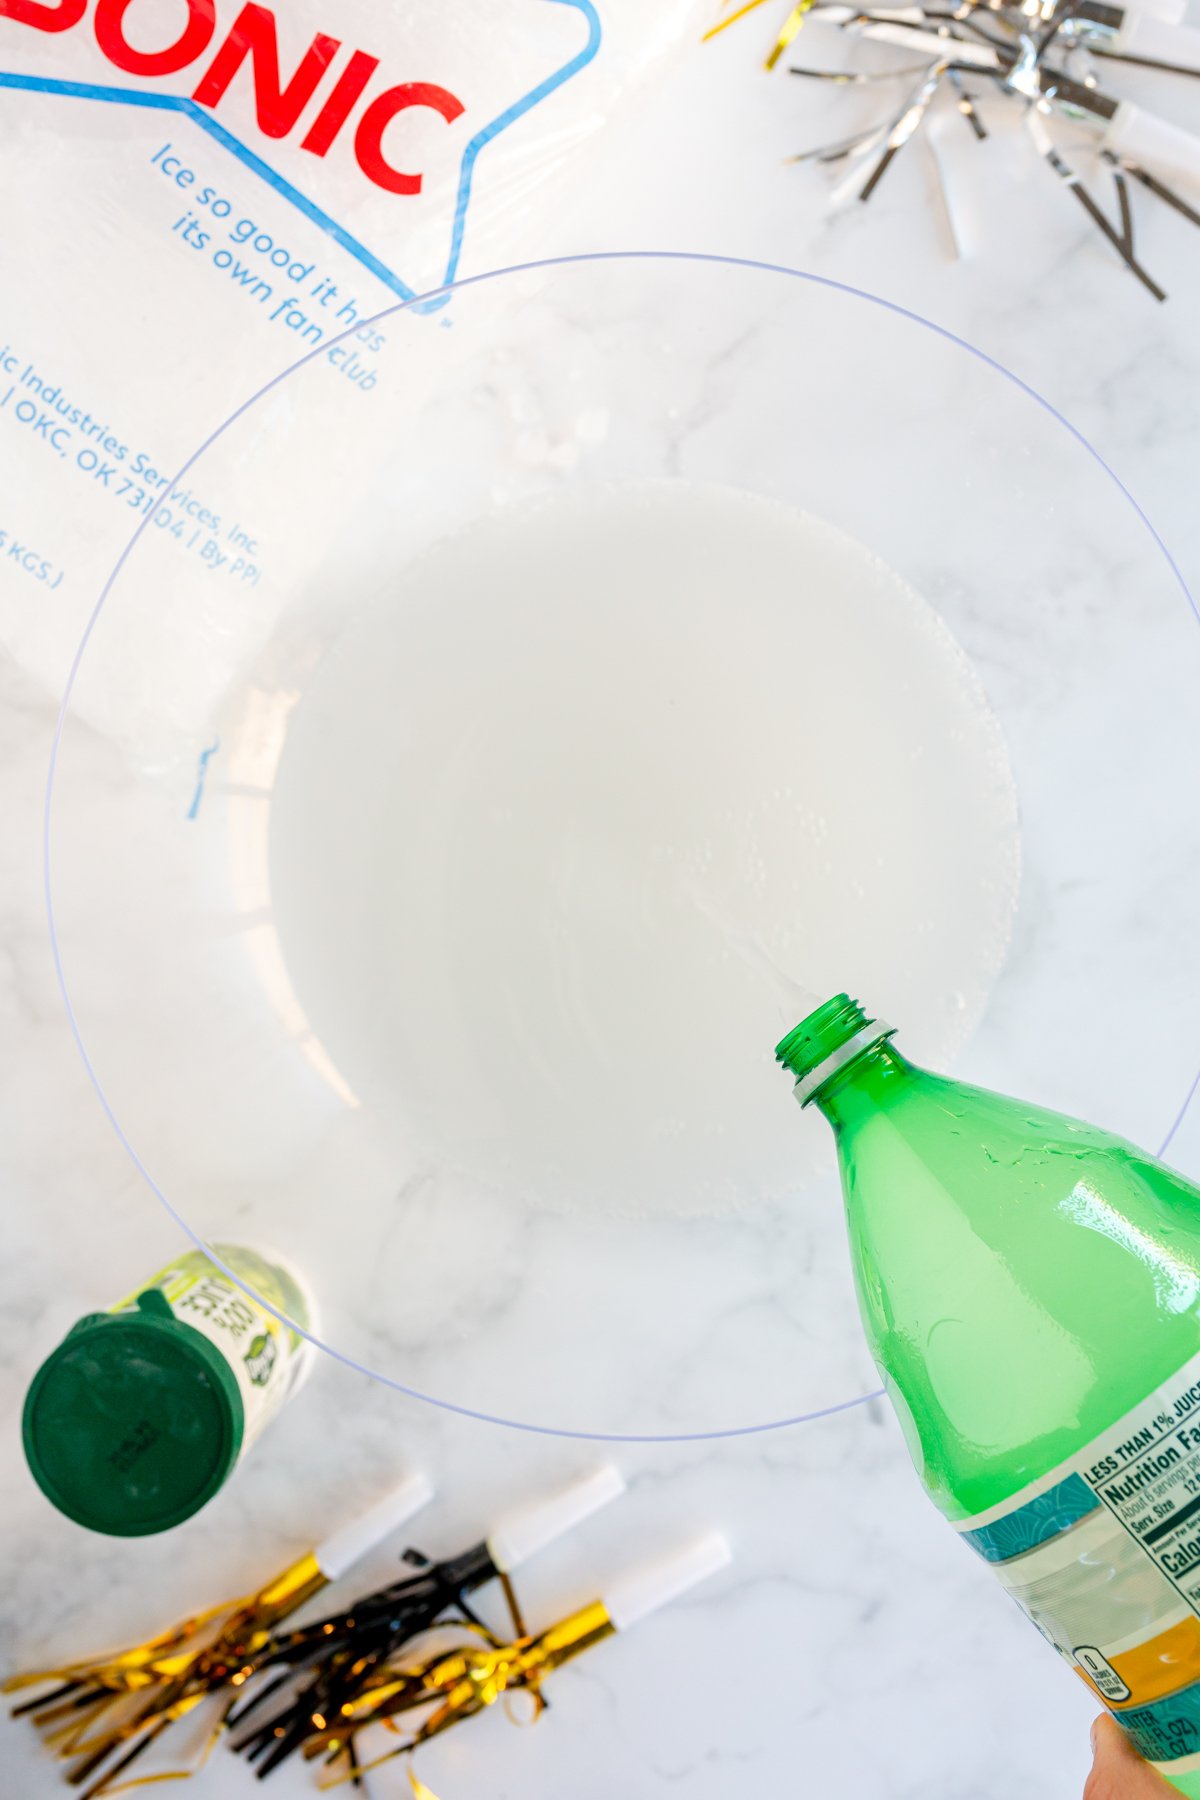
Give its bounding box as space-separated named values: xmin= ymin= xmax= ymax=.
xmin=3 ymin=8 xmax=1200 ymax=1798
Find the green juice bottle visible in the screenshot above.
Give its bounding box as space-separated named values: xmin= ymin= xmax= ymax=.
xmin=777 ymin=994 xmax=1200 ymax=1795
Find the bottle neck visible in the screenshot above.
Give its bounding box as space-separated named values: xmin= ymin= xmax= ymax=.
xmin=808 ymin=1041 xmax=915 ymax=1132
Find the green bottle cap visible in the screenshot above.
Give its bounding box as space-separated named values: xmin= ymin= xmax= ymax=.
xmin=22 ymin=1290 xmax=245 ymax=1536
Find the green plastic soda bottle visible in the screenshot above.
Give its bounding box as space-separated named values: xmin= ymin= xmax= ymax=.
xmin=776 ymin=994 xmax=1200 ymax=1795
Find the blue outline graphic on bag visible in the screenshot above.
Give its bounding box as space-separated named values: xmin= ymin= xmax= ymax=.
xmin=0 ymin=0 xmax=602 ymax=304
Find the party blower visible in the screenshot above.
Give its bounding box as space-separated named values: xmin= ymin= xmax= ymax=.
xmin=778 ymin=994 xmax=1200 ymax=1797
xmin=268 ymin=1533 xmax=733 ymax=1791
xmin=5 ymin=1472 xmax=435 ymax=1797
xmin=227 ymin=1465 xmax=626 ymax=1776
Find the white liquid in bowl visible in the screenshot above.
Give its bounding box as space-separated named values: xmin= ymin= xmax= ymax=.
xmin=266 ymin=480 xmax=1020 ymax=1219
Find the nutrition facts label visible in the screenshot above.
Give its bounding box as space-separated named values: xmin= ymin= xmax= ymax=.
xmin=1080 ymin=1368 xmax=1200 ymax=1611
xmin=955 ymin=1350 xmax=1200 ymax=1773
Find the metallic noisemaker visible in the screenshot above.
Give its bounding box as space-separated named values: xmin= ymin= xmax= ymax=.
xmin=714 ymin=0 xmax=1200 ymax=298
xmin=227 ymin=1466 xmax=625 ymax=1779
xmin=5 ymin=1474 xmax=433 ymax=1797
xmin=290 ymin=1534 xmax=732 ymax=1793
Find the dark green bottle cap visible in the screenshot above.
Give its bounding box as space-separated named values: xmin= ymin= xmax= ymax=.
xmin=22 ymin=1290 xmax=245 ymax=1536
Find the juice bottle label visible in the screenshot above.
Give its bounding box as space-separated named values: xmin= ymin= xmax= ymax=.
xmin=955 ymin=1349 xmax=1200 ymax=1777
xmin=110 ymin=1243 xmax=313 ymax=1454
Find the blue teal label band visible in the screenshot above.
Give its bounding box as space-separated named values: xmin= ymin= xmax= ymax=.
xmin=962 ymin=1472 xmax=1101 ymax=1563
xmin=1119 ymin=1679 xmax=1200 ymax=1765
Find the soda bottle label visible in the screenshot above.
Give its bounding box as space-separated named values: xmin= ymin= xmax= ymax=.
xmin=954 ymin=1348 xmax=1200 ymax=1776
